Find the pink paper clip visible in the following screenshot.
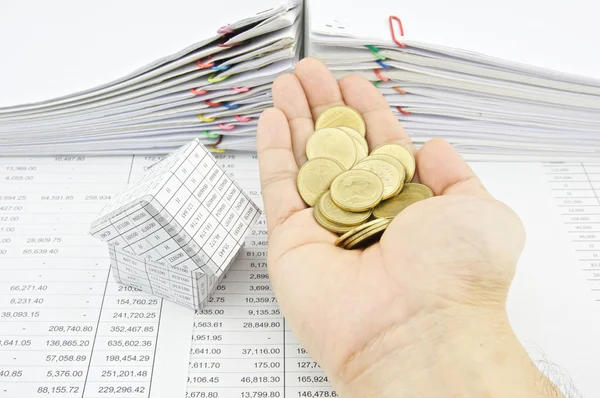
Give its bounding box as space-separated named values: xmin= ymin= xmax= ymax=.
xmin=219 ymin=123 xmax=235 ymax=130
xmin=217 ymin=25 xmax=233 ymax=34
xmin=205 ymin=100 xmax=222 ymax=107
xmin=197 ymin=56 xmax=215 ymax=69
xmin=235 ymin=115 xmax=252 ymax=122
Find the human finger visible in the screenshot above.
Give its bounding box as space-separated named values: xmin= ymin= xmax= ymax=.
xmin=338 ymin=74 xmax=417 ymax=155
xmin=256 ymin=108 xmax=307 ymax=235
xmin=416 ymin=138 xmax=491 ymax=198
xmin=272 ymin=74 xmax=314 ymax=166
xmin=294 ymin=57 xmax=345 ymax=119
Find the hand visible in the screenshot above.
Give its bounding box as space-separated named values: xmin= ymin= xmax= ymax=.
xmin=256 ymin=58 xmax=563 ymax=397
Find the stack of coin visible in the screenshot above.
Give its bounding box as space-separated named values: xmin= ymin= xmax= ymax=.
xmin=296 ymin=105 xmax=435 ymax=250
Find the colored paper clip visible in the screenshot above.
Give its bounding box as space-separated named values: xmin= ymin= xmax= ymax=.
xmin=198 ymin=114 xmax=216 ymax=122
xmin=392 ymin=86 xmax=407 ymax=94
xmin=219 ymin=123 xmax=235 ymax=130
xmin=197 ymin=56 xmax=214 ymax=69
xmin=222 ymin=102 xmax=239 ymax=110
xmin=372 ymin=81 xmax=382 ymax=87
xmin=374 ymin=69 xmax=390 ymax=82
xmin=210 ymin=135 xmax=225 ymax=153
xmin=376 ymin=60 xmax=391 ymax=69
xmin=232 ymin=87 xmax=250 ymax=93
xmin=217 ymin=40 xmax=246 ymax=48
xmin=217 ymin=25 xmax=233 ymax=34
xmin=211 ymin=64 xmax=230 ymax=71
xmin=208 ymin=72 xmax=230 ymax=83
xmin=365 ymin=45 xmax=386 ymax=60
xmin=203 ymin=131 xmax=220 ymax=139
xmin=397 ymin=106 xmax=411 ymax=115
xmin=205 ymin=100 xmax=221 ymax=107
xmin=190 ymin=88 xmax=207 ymax=95
xmin=389 ymin=16 xmax=406 ymax=48
xmin=235 ymin=115 xmax=252 ymax=122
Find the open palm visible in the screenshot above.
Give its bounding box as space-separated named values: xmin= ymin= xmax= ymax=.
xmin=256 ymin=58 xmax=526 ymax=393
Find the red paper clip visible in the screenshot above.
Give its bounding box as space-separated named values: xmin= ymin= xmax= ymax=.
xmin=235 ymin=115 xmax=252 ymax=122
xmin=197 ymin=56 xmax=215 ymax=69
xmin=392 ymin=86 xmax=407 ymax=94
xmin=232 ymin=87 xmax=250 ymax=93
xmin=374 ymin=69 xmax=389 ymax=82
xmin=219 ymin=123 xmax=235 ymax=130
xmin=397 ymin=106 xmax=411 ymax=115
xmin=205 ymin=100 xmax=222 ymax=107
xmin=190 ymin=88 xmax=207 ymax=95
xmin=389 ymin=16 xmax=406 ymax=48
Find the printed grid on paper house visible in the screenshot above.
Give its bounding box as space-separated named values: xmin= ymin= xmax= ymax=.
xmin=89 ymin=139 xmax=261 ymax=310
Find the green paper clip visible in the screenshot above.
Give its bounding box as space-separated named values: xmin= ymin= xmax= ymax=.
xmin=366 ymin=45 xmax=386 ymax=60
xmin=203 ymin=130 xmax=220 ymax=139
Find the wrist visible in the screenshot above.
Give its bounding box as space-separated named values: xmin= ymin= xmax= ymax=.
xmin=332 ymin=306 xmax=563 ymax=398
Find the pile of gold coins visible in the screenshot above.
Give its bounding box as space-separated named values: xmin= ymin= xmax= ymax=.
xmin=296 ymin=105 xmax=434 ymax=250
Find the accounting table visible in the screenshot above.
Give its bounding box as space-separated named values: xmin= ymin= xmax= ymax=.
xmin=0 ymin=153 xmax=336 ymax=398
xmin=1 ymin=153 xmax=599 ymax=397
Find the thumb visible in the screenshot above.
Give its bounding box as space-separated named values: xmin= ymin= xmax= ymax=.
xmin=416 ymin=138 xmax=491 ymax=198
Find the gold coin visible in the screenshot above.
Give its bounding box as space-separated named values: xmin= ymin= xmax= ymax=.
xmin=338 ymin=127 xmax=368 ymax=162
xmin=334 ymin=218 xmax=387 ymax=247
xmin=352 ymin=158 xmax=401 ymax=200
xmin=330 ymin=169 xmax=384 ymax=212
xmin=372 ymin=183 xmax=434 ymax=218
xmin=315 ymin=106 xmax=366 ymax=137
xmin=363 ymin=154 xmax=405 ymax=195
xmin=319 ymin=191 xmax=372 ymax=226
xmin=341 ymin=218 xmax=391 ymax=249
xmin=306 ymin=128 xmax=357 ymax=170
xmin=313 ymin=198 xmax=356 ymax=234
xmin=344 ymin=219 xmax=392 ymax=250
xmin=403 ymin=183 xmax=434 ymax=198
xmin=297 ymin=157 xmax=345 ymax=206
xmin=370 ymin=143 xmax=416 ymax=182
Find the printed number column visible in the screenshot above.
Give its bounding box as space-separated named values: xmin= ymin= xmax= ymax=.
xmin=82 ymin=155 xmax=167 ymax=398
xmin=582 ymin=164 xmax=600 ymax=303
xmin=186 ymin=154 xmax=285 ymax=398
xmin=546 ymin=162 xmax=600 ymax=306
xmin=285 ymin=331 xmax=335 ymax=397
xmin=0 ymin=156 xmax=130 ymax=397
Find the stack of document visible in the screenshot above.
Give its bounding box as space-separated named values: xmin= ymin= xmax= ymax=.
xmin=0 ymin=0 xmax=301 ymax=155
xmin=306 ymin=0 xmax=600 ymax=161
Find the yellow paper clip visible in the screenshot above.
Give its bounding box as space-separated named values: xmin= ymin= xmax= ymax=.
xmin=208 ymin=72 xmax=230 ymax=84
xmin=210 ymin=146 xmax=225 ymax=153
xmin=198 ymin=114 xmax=216 ymax=122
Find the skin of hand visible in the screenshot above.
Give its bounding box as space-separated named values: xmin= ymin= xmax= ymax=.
xmin=256 ymin=57 xmax=565 ymax=398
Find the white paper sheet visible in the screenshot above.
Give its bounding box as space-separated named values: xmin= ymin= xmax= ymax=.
xmin=307 ymin=0 xmax=600 ymax=80
xmin=185 ymin=154 xmax=600 ymax=398
xmin=1 ymin=153 xmax=598 ymax=397
xmin=0 ymin=155 xmax=195 ymax=397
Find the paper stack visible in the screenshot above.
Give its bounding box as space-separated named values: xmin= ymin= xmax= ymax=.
xmin=0 ymin=0 xmax=302 ymax=155
xmin=306 ymin=0 xmax=600 ymax=161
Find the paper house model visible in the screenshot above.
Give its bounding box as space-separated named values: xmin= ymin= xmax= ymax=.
xmin=89 ymin=139 xmax=261 ymax=310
